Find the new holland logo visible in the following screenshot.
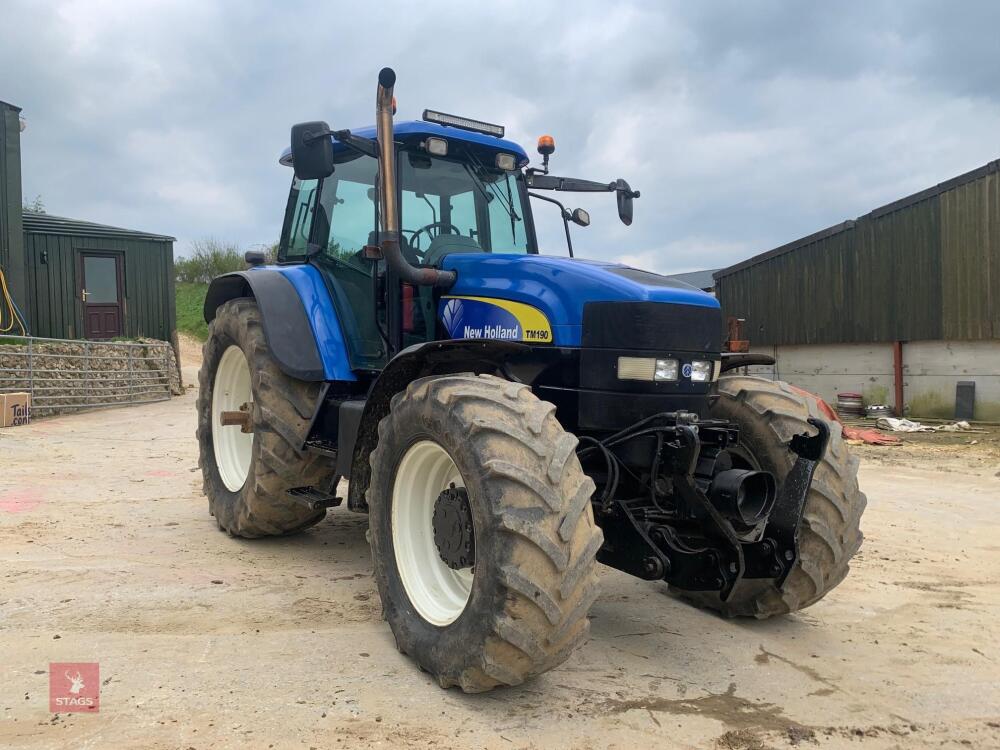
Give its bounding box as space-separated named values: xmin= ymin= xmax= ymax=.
xmin=439 ymin=297 xmax=553 ymax=344
xmin=441 ymin=298 xmax=466 ymax=337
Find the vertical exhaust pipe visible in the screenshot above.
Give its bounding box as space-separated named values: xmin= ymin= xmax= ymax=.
xmin=375 ymin=68 xmax=456 ymax=288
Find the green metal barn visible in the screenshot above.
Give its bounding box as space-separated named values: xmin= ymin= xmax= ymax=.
xmin=1 ymin=98 xmax=176 ymax=341
xmin=714 ymin=159 xmax=1000 ymax=420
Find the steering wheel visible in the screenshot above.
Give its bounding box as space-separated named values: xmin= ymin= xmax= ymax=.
xmin=408 ymin=221 xmax=463 ymax=255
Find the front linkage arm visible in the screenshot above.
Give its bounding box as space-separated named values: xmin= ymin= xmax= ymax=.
xmin=595 ymin=417 xmax=830 ymax=599
xmin=740 ymin=418 xmax=830 ymax=589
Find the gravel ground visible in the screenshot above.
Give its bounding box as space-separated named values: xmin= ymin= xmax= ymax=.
xmin=1 ymin=362 xmax=999 ymax=749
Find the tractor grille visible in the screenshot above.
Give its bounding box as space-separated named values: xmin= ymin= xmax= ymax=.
xmin=581 ymin=301 xmax=722 ymax=352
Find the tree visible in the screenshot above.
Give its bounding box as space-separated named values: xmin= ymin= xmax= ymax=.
xmin=174 ymin=239 xmax=280 ymax=284
xmin=22 ymin=195 xmax=45 ymax=213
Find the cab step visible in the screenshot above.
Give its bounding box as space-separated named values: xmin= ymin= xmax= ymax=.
xmin=286 ymin=486 xmax=342 ymax=512
xmin=303 ymin=438 xmax=338 ymax=458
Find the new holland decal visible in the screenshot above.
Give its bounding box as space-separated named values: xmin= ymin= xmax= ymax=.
xmin=440 ymin=296 xmax=553 ymax=344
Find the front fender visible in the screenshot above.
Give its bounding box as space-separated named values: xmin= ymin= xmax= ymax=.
xmin=203 ymin=265 xmax=354 ymax=382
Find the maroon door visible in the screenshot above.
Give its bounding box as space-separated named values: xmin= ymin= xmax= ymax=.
xmin=80 ymin=252 xmax=124 ymax=339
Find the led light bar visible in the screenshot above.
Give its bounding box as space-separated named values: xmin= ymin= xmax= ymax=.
xmin=423 ymin=109 xmax=504 ymax=138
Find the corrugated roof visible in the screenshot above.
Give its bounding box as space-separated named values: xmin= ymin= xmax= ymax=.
xmin=664 ymin=268 xmax=720 ymax=290
xmin=22 ymin=210 xmax=175 ymax=242
xmin=715 ymin=157 xmax=1000 ymax=280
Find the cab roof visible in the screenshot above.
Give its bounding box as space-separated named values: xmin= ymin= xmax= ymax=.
xmin=279 ymin=120 xmax=530 ymax=170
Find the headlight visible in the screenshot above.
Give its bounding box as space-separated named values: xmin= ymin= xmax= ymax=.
xmin=425 ymin=137 xmax=448 ymax=156
xmin=495 ymin=152 xmax=517 ymax=171
xmin=617 ymin=356 xmax=680 ymax=382
xmin=617 ymin=356 xmax=655 ymax=381
xmin=689 ymin=360 xmax=713 ymax=382
xmin=654 ymin=358 xmax=679 ymax=381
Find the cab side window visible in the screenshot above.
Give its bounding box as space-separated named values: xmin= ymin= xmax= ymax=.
xmin=317 ymin=177 xmax=377 ymax=258
xmin=279 ymin=177 xmax=319 ymax=261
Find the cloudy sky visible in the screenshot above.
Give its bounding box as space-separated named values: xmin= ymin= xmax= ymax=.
xmin=2 ymin=1 xmax=998 ymax=273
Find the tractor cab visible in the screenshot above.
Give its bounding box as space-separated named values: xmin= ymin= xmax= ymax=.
xmin=275 ymin=105 xmax=646 ymax=372
xmin=277 ymin=118 xmax=537 ymax=368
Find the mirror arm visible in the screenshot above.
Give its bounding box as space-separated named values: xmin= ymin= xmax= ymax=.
xmin=301 ymin=126 xmax=380 ymax=159
xmin=528 ymin=191 xmax=574 ymax=258
xmin=332 ymin=129 xmax=379 ymax=159
xmin=526 ymin=174 xmax=611 ymax=192
xmin=526 ymin=173 xmax=640 ymax=200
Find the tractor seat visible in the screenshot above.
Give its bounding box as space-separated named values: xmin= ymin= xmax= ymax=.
xmin=422 ymin=234 xmax=486 ymax=267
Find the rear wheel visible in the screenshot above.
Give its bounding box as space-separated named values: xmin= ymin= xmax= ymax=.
xmin=368 ymin=374 xmax=603 ymax=692
xmin=674 ymin=376 xmax=866 ymax=617
xmin=197 ymin=297 xmax=335 ymax=537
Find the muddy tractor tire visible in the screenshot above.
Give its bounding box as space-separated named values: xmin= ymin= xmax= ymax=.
xmin=675 ymin=375 xmax=867 ymax=618
xmin=197 ymin=297 xmax=335 ymax=537
xmin=368 ymin=373 xmax=603 ymax=692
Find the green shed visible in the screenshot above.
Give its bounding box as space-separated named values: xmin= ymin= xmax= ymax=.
xmin=1 ymin=98 xmax=176 ymax=341
xmin=21 ymin=212 xmax=176 ymax=340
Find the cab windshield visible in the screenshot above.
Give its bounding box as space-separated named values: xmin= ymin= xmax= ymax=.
xmin=397 ymin=150 xmax=533 ymax=261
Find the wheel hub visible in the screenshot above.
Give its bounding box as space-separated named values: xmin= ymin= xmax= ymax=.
xmin=432 ymin=484 xmax=475 ymax=570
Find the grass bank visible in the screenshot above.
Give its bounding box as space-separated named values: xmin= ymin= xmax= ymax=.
xmin=176 ymin=282 xmax=209 ymax=341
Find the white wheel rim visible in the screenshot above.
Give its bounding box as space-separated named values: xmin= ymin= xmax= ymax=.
xmin=391 ymin=440 xmax=474 ymax=626
xmin=212 ymin=345 xmax=253 ymax=492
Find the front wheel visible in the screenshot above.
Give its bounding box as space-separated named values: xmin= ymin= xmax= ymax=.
xmin=196 ymin=297 xmax=336 ymax=537
xmin=368 ymin=374 xmax=603 ymax=692
xmin=673 ymin=376 xmax=867 ymax=618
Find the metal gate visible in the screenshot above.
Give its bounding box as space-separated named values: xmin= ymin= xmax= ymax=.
xmin=0 ymin=335 xmax=174 ymax=416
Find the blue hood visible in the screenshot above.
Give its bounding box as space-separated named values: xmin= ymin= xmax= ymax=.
xmin=440 ymin=254 xmax=720 ymax=347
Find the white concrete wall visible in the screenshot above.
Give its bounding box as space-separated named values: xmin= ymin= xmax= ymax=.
xmin=743 ymin=340 xmax=1000 ymax=421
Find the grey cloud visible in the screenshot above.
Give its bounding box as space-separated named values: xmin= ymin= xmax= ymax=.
xmin=2 ymin=0 xmax=998 ymax=274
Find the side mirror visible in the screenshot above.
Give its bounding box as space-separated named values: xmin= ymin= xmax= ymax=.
xmin=614 ymin=179 xmax=637 ymax=226
xmin=570 ymin=208 xmax=590 ymax=227
xmin=290 ymin=121 xmax=335 ymax=180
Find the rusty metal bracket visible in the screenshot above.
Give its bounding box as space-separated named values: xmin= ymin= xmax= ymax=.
xmin=219 ymin=402 xmax=252 ymax=433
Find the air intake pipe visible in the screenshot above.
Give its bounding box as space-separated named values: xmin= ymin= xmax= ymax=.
xmin=376 ymin=68 xmax=456 ymax=288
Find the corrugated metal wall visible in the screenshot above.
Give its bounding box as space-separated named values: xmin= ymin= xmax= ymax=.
xmin=23 ymin=231 xmax=176 ymax=341
xmin=716 ymin=160 xmax=999 ymax=345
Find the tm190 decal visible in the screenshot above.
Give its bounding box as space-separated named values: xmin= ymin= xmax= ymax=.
xmin=440 ymin=296 xmax=553 ymax=344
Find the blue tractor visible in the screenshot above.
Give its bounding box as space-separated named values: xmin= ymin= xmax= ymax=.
xmin=198 ymin=69 xmax=865 ymax=692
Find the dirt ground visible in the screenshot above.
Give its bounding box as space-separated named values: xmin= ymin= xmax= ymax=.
xmin=2 ymin=348 xmax=999 ymax=749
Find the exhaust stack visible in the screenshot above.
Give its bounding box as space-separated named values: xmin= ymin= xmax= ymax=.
xmin=376 ymin=68 xmax=456 ymax=288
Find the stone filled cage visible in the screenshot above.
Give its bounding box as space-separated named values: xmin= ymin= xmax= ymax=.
xmin=0 ymin=335 xmax=180 ymax=417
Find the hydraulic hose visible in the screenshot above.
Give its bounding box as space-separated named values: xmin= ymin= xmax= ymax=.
xmin=375 ymin=68 xmax=456 ymax=289
xmin=0 ymin=266 xmax=28 ymax=336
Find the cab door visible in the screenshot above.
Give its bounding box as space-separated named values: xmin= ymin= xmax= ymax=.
xmin=279 ymin=155 xmax=387 ymax=371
